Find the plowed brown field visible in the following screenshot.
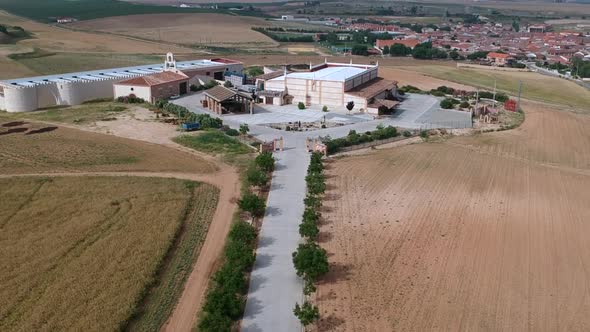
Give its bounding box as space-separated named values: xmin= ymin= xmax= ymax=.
xmin=316 ymin=102 xmax=590 ymax=331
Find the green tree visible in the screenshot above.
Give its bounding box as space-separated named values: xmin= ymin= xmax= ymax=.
xmin=255 ymin=152 xmax=275 ymax=172
xmin=512 ymin=19 xmax=520 ymax=32
xmin=292 ymin=242 xmax=329 ymax=280
xmin=351 ymin=44 xmax=368 ymax=56
xmin=299 ymin=218 xmax=319 ymax=239
xmin=224 ymin=81 xmax=233 ymax=88
xmin=303 ymin=276 xmax=317 ymax=295
xmin=246 ymin=166 xmax=268 ymax=188
xmin=238 ymin=192 xmax=266 ymax=217
xmin=198 ymin=310 xmax=232 ymax=332
xmin=449 ymin=50 xmax=460 ymax=60
xmin=298 ymin=102 xmax=306 ymax=110
xmin=304 ymin=194 xmax=321 ymax=209
xmin=228 ymin=221 xmax=257 ymax=245
xmin=293 ymin=301 xmax=320 ymax=326
xmin=346 ymin=101 xmax=355 ymax=112
xmin=382 ymin=45 xmax=390 ymax=55
xmin=306 ymin=173 xmax=326 ymax=195
xmin=390 ymin=43 xmax=411 ymax=56
xmin=239 ymin=123 xmax=250 ymax=135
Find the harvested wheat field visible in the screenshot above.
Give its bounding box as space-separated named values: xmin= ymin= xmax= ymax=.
xmin=0 ymin=176 xmax=219 ymax=331
xmin=316 ymin=102 xmax=590 ymax=331
xmin=71 ymin=13 xmax=277 ymax=47
xmin=0 ymin=121 xmax=216 ymax=174
xmin=0 ymin=10 xmax=191 ymax=54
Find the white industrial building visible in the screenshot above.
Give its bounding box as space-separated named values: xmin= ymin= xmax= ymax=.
xmin=255 ymin=61 xmax=398 ymax=114
xmin=0 ymin=54 xmax=242 ymax=112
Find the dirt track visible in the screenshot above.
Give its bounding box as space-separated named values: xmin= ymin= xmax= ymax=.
xmin=316 ymin=101 xmax=590 ymax=331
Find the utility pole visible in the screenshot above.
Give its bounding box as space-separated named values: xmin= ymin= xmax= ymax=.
xmin=516 ymin=81 xmax=523 ymax=112
xmin=474 ymin=88 xmax=479 ymax=113
xmin=492 ymin=78 xmax=497 ymax=108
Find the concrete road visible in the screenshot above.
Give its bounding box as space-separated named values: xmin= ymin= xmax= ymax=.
xmin=241 ymin=144 xmax=309 ymax=332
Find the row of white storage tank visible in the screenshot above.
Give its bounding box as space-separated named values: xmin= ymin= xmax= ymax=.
xmin=0 ymin=75 xmax=138 ymax=113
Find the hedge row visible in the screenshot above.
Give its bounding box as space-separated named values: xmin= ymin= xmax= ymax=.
xmin=292 ymin=152 xmax=328 ymax=327
xmin=252 ymin=27 xmax=314 ymax=42
xmin=198 ymin=152 xmax=275 ymax=332
xmin=325 ymin=125 xmax=398 ymax=154
xmin=156 ymin=100 xmax=223 ymax=129
xmin=197 ymin=221 xmax=257 ymax=332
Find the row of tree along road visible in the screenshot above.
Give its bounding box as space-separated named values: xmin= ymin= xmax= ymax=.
xmin=198 ymin=152 xmax=275 ymax=332
xmin=292 ymin=152 xmax=329 ymax=328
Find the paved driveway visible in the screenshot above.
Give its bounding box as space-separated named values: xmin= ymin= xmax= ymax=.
xmin=241 ymin=146 xmax=309 ymax=332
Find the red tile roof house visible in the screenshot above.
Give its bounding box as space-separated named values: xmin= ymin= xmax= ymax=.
xmin=375 ymin=39 xmax=421 ymax=50
xmin=486 ymin=52 xmax=514 ymax=66
xmin=114 ymin=71 xmax=189 ymax=103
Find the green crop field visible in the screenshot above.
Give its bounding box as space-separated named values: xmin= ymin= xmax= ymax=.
xmin=0 ymin=176 xmax=219 ymax=331
xmin=0 ymin=0 xmax=262 ymax=22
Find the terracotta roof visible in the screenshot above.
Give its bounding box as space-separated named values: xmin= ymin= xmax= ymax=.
xmin=369 ymin=99 xmax=400 ymax=109
xmin=487 ymin=52 xmax=511 ymax=59
xmin=376 ymin=39 xmax=421 ymax=49
xmin=345 ymin=78 xmax=398 ymax=99
xmin=255 ymin=70 xmax=289 ymax=81
xmin=204 ymin=85 xmax=238 ymax=102
xmin=117 ymin=71 xmax=188 ymax=87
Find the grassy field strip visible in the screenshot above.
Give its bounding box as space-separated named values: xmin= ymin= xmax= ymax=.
xmin=404 ymin=65 xmax=590 ymax=111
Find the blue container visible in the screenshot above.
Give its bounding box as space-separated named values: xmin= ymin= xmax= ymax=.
xmin=181 ymin=122 xmax=200 ymax=131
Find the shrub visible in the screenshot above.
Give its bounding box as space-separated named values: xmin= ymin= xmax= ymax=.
xmin=225 ymin=129 xmax=239 ymax=136
xmin=255 ymin=152 xmax=275 ymax=172
xmin=430 ymin=90 xmax=446 ymax=97
xmin=298 ymin=102 xmax=306 ymax=110
xmin=293 ymin=301 xmax=320 ymax=326
xmin=420 ymin=130 xmax=429 ymax=138
xmin=239 ymin=123 xmax=249 ymax=135
xmin=403 ymin=130 xmax=412 ymax=137
xmin=190 ymin=84 xmax=199 ymax=92
xmin=440 ymin=98 xmax=457 ymax=109
xmin=322 ymin=105 xmax=328 ymax=112
xmin=399 ymin=85 xmax=422 ymax=93
xmin=460 ymin=101 xmax=470 ymax=108
xmin=155 ymin=99 xmax=168 ymax=109
xmin=223 ymin=81 xmax=233 ymax=88
xmin=116 ymin=94 xmax=145 ymax=104
xmin=238 ymin=192 xmax=266 ymax=217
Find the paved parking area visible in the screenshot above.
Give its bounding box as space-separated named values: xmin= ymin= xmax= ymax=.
xmin=172 ymin=92 xmax=470 ymax=130
xmin=229 ymin=106 xmax=369 ymax=125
